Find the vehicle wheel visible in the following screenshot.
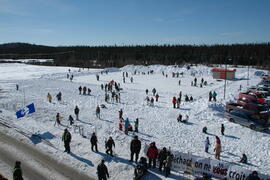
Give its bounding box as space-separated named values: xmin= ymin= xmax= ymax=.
xmin=250 ymin=124 xmax=256 ymax=130
xmin=229 ymin=118 xmax=234 ymax=123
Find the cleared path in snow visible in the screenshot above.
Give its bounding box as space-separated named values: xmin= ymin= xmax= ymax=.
xmin=0 ymin=130 xmax=95 ymax=180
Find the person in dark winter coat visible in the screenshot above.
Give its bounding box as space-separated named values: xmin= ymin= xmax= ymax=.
xmin=69 ymin=115 xmax=74 ymax=125
xmin=74 ymin=105 xmax=79 ymax=120
xmin=177 ymin=114 xmax=182 ymax=122
xmin=145 ymin=89 xmax=148 ymax=95
xmin=202 ymin=126 xmax=207 ymax=134
xmin=155 ymin=94 xmax=159 ymax=102
xmin=97 ymin=160 xmax=109 ymax=180
xmin=147 ymin=142 xmax=158 ymax=168
xmin=79 ymin=86 xmax=82 ymax=94
xmin=212 ymin=91 xmax=217 ymax=102
xmin=209 ymin=91 xmax=212 ymax=102
xmin=134 ymin=118 xmax=139 ymax=132
xmin=88 ymin=88 xmax=91 ymax=95
xmin=90 ymin=132 xmax=98 ymax=152
xmin=62 ymin=129 xmax=72 ymax=153
xmin=246 ymin=171 xmax=260 ymax=180
xmin=172 ymin=97 xmax=177 ymax=108
xmin=96 ymin=105 xmax=101 ymax=119
xmin=56 ymin=92 xmax=62 ymax=101
xmin=240 ymin=154 xmax=247 ymax=164
xmin=105 ymin=136 xmax=115 ymax=156
xmin=134 ymin=157 xmax=148 ymax=178
xmin=119 ymin=109 xmax=123 ymax=119
xmin=54 ymin=113 xmax=61 ymax=127
xmin=13 ymin=161 xmax=23 ymax=180
xmin=205 ymin=137 xmax=210 ymax=153
xmin=221 ymin=124 xmax=225 ymax=135
xmin=83 ymin=86 xmax=87 ymax=95
xmin=130 ymin=136 xmax=141 ymax=163
xmin=152 ymin=88 xmax=156 ymax=96
xmin=158 ymin=147 xmax=167 ymax=171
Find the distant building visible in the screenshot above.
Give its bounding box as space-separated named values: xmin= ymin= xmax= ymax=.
xmin=212 ymin=68 xmax=236 ymax=80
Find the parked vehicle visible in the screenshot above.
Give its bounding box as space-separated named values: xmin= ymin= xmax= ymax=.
xmin=248 ymin=86 xmax=270 ymax=96
xmin=226 ymin=102 xmax=270 ymax=120
xmin=239 ymin=92 xmax=267 ymax=104
xmin=225 ymin=110 xmax=269 ymax=131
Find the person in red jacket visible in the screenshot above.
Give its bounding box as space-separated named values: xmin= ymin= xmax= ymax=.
xmin=118 ymin=120 xmax=123 ymax=131
xmin=172 ymin=97 xmax=177 ymax=108
xmin=147 ymin=142 xmax=158 ymax=168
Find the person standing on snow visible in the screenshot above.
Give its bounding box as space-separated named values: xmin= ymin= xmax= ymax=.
xmin=134 ymin=118 xmax=139 ymax=132
xmin=105 ymin=136 xmax=115 ymax=156
xmin=97 ymin=159 xmax=109 ymax=180
xmin=177 ymin=97 xmax=181 ymax=108
xmin=172 ymin=97 xmax=177 ymax=108
xmin=62 ymin=128 xmax=72 ymax=153
xmin=152 ymin=88 xmax=156 ymax=96
xmin=164 ymin=151 xmax=173 ymax=177
xmin=214 ymin=136 xmax=221 ymax=160
xmin=56 ymin=92 xmax=62 ymax=101
xmin=118 ymin=119 xmax=123 ymax=131
xmin=54 ymin=113 xmax=61 ymax=127
xmin=130 ymin=135 xmax=141 ymax=163
xmin=90 ymin=132 xmax=98 ymax=152
xmin=155 ymin=93 xmax=159 ymax=102
xmin=96 ymin=105 xmax=101 ymax=119
xmin=147 ymin=142 xmax=158 ymax=168
xmin=158 ymin=147 xmax=167 ymax=172
xmin=68 ymin=115 xmax=74 ymax=125
xmin=119 ymin=109 xmax=123 ymax=119
xmin=221 ymin=124 xmax=225 ymax=135
xmin=13 ymin=161 xmax=23 ymax=180
xmin=205 ymin=137 xmax=210 ymax=153
xmin=78 ymin=86 xmax=82 ymax=94
xmin=124 ymin=118 xmax=130 ymax=135
xmin=74 ymin=105 xmax=79 ymax=120
xmin=212 ymin=91 xmax=217 ymax=102
xmin=209 ymin=91 xmax=212 ymax=102
xmin=240 ymin=153 xmax=247 ymax=164
xmin=47 ymin=93 xmax=52 ymax=103
xmin=83 ymin=86 xmax=87 ymax=95
xmin=145 ymin=89 xmax=149 ymax=95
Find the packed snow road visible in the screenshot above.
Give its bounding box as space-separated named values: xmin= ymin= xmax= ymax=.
xmin=0 ymin=128 xmax=94 ymax=180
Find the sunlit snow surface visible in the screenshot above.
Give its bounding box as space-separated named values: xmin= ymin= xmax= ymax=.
xmin=0 ymin=63 xmax=269 ymax=179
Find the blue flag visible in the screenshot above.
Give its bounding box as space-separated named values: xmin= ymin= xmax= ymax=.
xmin=16 ymin=103 xmax=35 ymax=118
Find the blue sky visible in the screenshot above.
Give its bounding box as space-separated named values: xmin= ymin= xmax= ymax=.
xmin=0 ymin=0 xmax=269 ymax=46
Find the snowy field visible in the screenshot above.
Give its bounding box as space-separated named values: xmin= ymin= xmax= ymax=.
xmin=0 ymin=63 xmax=269 ymax=180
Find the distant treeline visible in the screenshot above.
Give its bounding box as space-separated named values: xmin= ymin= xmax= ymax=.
xmin=0 ymin=42 xmax=269 ymax=69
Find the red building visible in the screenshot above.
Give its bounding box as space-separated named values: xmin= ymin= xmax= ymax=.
xmin=212 ymin=68 xmax=236 ymax=80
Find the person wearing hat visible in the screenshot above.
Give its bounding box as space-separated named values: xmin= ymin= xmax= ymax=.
xmin=97 ymin=159 xmax=109 ymax=180
xmin=246 ymin=171 xmax=260 ymax=180
xmin=130 ymin=136 xmax=141 ymax=163
xmin=13 ymin=161 xmax=23 ymax=180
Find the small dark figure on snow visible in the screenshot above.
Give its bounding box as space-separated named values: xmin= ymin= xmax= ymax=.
xmin=152 ymin=88 xmax=156 ymax=96
xmin=155 ymin=94 xmax=159 ymax=102
xmin=105 ymin=136 xmax=115 ymax=156
xmin=134 ymin=157 xmax=148 ymax=179
xmin=83 ymin=86 xmax=87 ymax=95
xmin=16 ymin=84 xmax=19 ymax=91
xmin=205 ymin=137 xmax=210 ymax=153
xmin=74 ymin=105 xmax=79 ymax=120
xmin=172 ymin=96 xmax=177 ymax=108
xmin=56 ymin=92 xmax=62 ymax=101
xmin=88 ymin=88 xmax=91 ymax=95
xmin=124 ymin=118 xmax=130 ymax=135
xmin=118 ymin=120 xmax=123 ymax=131
xmin=177 ymin=114 xmax=183 ymax=122
xmin=150 ymin=97 xmax=154 ymax=106
xmin=178 ymin=80 xmax=181 ymax=86
xmin=90 ymin=132 xmax=98 ymax=152
xmin=185 ymin=95 xmax=189 ymax=102
xmin=212 ymin=91 xmax=217 ymax=102
xmin=203 ymin=126 xmax=207 ymax=134
xmin=134 ymin=118 xmax=139 ymax=133
xmin=158 ymin=147 xmax=167 ymax=171
xmin=62 ymin=129 xmax=72 ymax=153
xmin=54 ymin=113 xmax=61 ymax=126
xmin=13 ymin=161 xmax=23 ymax=180
xmin=130 ymin=135 xmax=141 ymax=163
xmin=96 ymin=105 xmax=101 ymax=119
xmin=145 ymin=89 xmax=149 ymax=95
xmin=177 ymin=97 xmax=181 ymax=108
xmin=246 ymin=171 xmax=260 ymax=180
xmin=101 ymin=84 xmax=104 ymax=90
xmin=190 ymin=96 xmax=193 ymax=101
xmin=69 ymin=115 xmax=74 ymax=125
xmin=96 ymin=74 xmax=100 ymax=81
xmin=221 ymin=124 xmax=225 ymax=135
xmin=147 ymin=142 xmax=158 ymax=168
xmin=119 ymin=109 xmax=123 ymax=119
xmin=97 ymin=160 xmax=109 ymax=180
xmin=240 ymin=154 xmax=247 ymax=164
xmin=209 ymin=91 xmax=212 ymax=102
xmin=79 ymin=86 xmax=82 ymax=94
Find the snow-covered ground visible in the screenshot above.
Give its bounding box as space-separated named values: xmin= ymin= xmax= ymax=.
xmin=0 ymin=63 xmax=269 ymax=180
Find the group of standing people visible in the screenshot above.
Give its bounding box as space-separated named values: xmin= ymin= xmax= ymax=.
xmin=78 ymin=86 xmax=91 ymax=95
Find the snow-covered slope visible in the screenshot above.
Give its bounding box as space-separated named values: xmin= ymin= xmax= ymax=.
xmin=0 ymin=63 xmax=269 ymax=180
